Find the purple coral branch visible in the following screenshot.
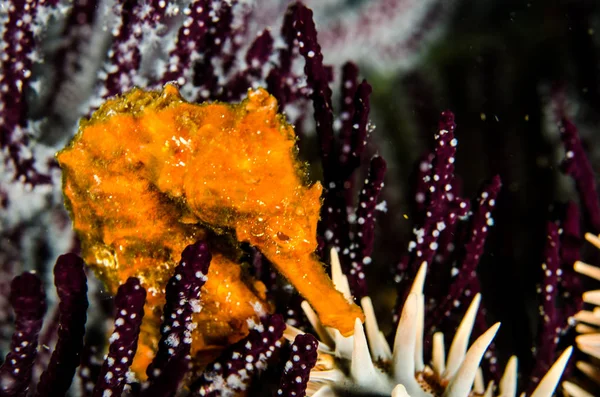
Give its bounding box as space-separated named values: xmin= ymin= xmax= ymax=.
xmin=160 ymin=0 xmax=210 ymax=85
xmin=558 ymin=201 xmax=584 ymax=320
xmin=412 ymin=153 xmax=434 ymax=213
xmin=326 ymin=78 xmax=373 ymax=243
xmin=244 ymin=28 xmax=274 ymax=72
xmin=143 ymin=241 xmax=211 ymax=397
xmin=526 ymin=202 xmax=583 ymax=390
xmin=338 ymin=62 xmax=360 ymax=150
xmin=276 ymin=333 xmax=318 ymax=397
xmin=35 ymin=254 xmax=88 ymax=397
xmin=428 ymin=111 xmax=470 ymax=226
xmin=190 ymin=314 xmax=286 ymax=396
xmin=396 ymin=111 xmax=470 ymax=302
xmin=355 ymin=156 xmax=387 ymax=261
xmin=221 ymin=29 xmax=274 ymax=101
xmin=0 ymin=0 xmax=38 ymax=145
xmin=290 ymin=2 xmax=335 ymax=178
xmin=99 ymin=0 xmax=167 ymax=99
xmin=345 ymin=156 xmax=387 ymax=298
xmin=558 ymin=118 xmax=600 ymax=233
xmin=267 ymin=2 xmax=308 ymax=108
xmin=325 ymin=89 xmax=375 ymax=292
xmin=336 ymin=62 xmax=362 ymax=206
xmin=0 ymin=272 xmax=46 ymax=397
xmin=192 ymin=2 xmax=234 ymax=101
xmin=93 ymin=277 xmax=146 ymax=397
xmin=527 ymin=222 xmax=561 ymax=391
xmin=561 ymin=201 xmax=582 ymax=268
xmin=425 ymin=175 xmax=501 ymax=331
xmin=341 ymin=80 xmax=371 ymax=180
xmin=414 ymin=111 xmax=467 ymax=266
xmin=0 ymin=0 xmax=51 ymax=184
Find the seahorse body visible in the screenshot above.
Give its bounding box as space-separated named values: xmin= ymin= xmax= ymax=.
xmin=57 ymin=85 xmax=363 ymax=375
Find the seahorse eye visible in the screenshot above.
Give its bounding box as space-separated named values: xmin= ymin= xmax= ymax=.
xmin=276 ymin=231 xmax=290 ymax=241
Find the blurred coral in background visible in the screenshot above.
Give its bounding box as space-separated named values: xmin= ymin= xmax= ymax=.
xmin=2 ymin=0 xmax=600 ymax=396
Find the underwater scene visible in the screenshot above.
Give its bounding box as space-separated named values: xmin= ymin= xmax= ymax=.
xmin=1 ymin=0 xmax=600 ymax=396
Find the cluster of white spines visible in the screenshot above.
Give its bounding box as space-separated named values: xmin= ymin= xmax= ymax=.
xmin=567 ymin=232 xmax=600 ymax=397
xmin=286 ymin=248 xmax=573 ymax=397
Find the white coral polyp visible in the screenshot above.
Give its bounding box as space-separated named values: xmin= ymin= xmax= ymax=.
xmin=286 ymin=249 xmax=572 ymax=397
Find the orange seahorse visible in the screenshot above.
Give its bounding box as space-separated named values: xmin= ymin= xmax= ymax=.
xmin=57 ymin=85 xmax=364 ymax=375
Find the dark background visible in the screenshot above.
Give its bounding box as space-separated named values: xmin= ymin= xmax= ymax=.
xmin=356 ymin=0 xmax=600 ymax=384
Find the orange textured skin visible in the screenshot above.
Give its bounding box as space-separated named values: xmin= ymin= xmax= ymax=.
xmin=57 ymin=85 xmax=364 ymax=376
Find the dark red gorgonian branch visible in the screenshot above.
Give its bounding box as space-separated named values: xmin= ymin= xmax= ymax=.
xmin=276 ymin=333 xmax=318 ymax=397
xmin=412 ymin=153 xmax=434 ymax=213
xmin=527 ymin=222 xmax=561 ymax=392
xmin=35 ymin=254 xmax=88 ymax=397
xmin=266 ymin=2 xmax=312 ymax=109
xmin=93 ymin=277 xmax=146 ymax=397
xmin=338 ymin=62 xmax=360 ymax=156
xmin=406 ymin=111 xmax=470 ymax=274
xmin=190 ymin=314 xmax=286 ymax=396
xmin=191 ymin=1 xmax=234 ymax=101
xmin=222 ymin=30 xmax=274 ymax=101
xmin=324 ymin=80 xmax=374 ymax=255
xmin=345 ymin=156 xmax=387 ymax=298
xmin=0 ymin=0 xmax=53 ymax=184
xmin=428 ymin=111 xmax=470 ymax=227
xmin=559 ymin=118 xmax=600 ymax=233
xmin=558 ymin=201 xmax=584 ymax=320
xmin=290 ymin=2 xmax=335 ymax=177
xmin=341 ymin=80 xmax=371 ymax=181
xmin=338 ymin=62 xmax=362 ymax=209
xmin=160 ymin=0 xmax=210 ymax=85
xmin=394 ymin=111 xmax=470 ymax=321
xmin=526 ymin=203 xmax=584 ymax=390
xmin=99 ymin=0 xmax=167 ymax=99
xmin=142 ymin=241 xmax=211 ymax=397
xmin=0 ymin=272 xmax=46 ymax=397
xmin=425 ymin=175 xmax=501 ymax=331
